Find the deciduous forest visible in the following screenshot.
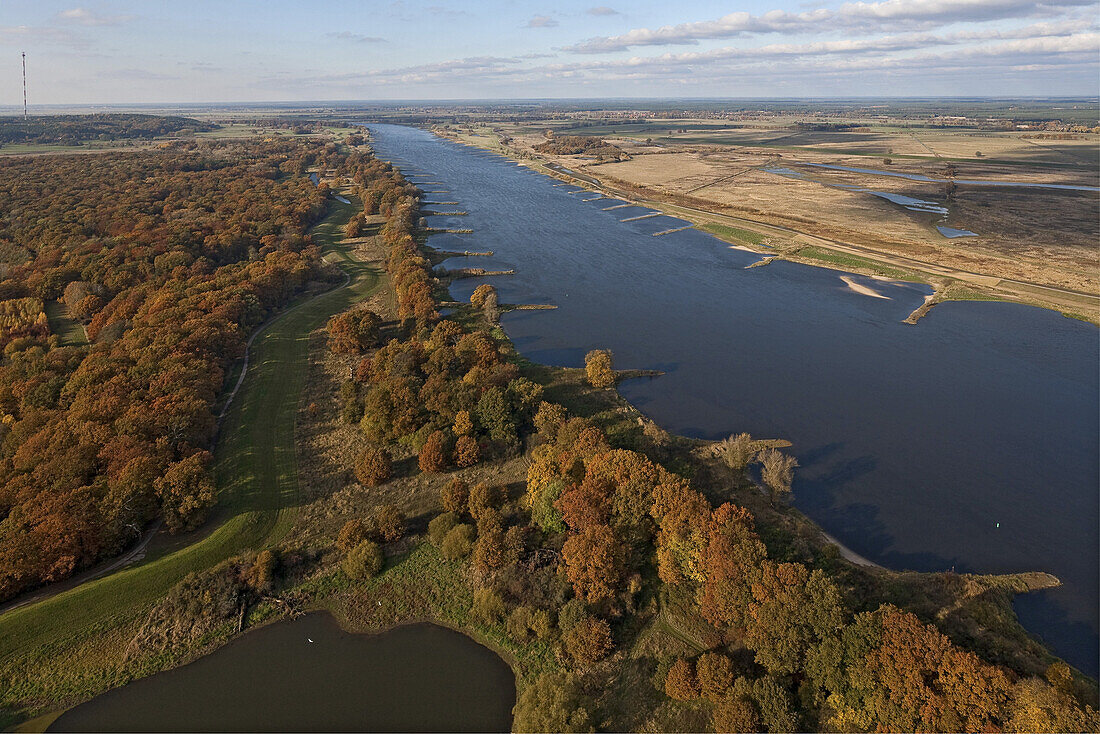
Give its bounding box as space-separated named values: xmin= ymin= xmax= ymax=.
xmin=0 ymin=138 xmax=341 ymax=600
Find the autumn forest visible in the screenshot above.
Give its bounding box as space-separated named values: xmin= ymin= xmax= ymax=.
xmin=0 ymin=116 xmax=1095 ymax=733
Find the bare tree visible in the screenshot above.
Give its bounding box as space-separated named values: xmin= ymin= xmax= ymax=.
xmin=759 ymin=449 xmax=798 ymax=503
xmin=719 ymin=433 xmax=756 ymax=480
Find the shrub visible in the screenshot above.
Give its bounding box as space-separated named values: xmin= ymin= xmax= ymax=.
xmin=374 ymin=504 xmax=406 ymax=543
xmin=440 ymin=524 xmax=474 ymax=560
xmin=428 ymin=512 xmax=459 ymax=546
xmin=507 ymin=605 xmax=553 ymax=644
xmin=453 ymin=435 xmax=481 ymax=468
xmin=512 ymin=672 xmax=591 ymax=733
xmin=343 ymin=540 xmax=383 ymax=580
xmin=468 ymin=481 xmax=501 ymax=521
xmin=441 ymin=478 xmax=469 ymax=515
xmin=418 ymin=430 xmax=449 ymax=473
xmin=355 ymin=445 xmax=392 ymax=486
xmin=713 ymin=695 xmax=760 ymax=734
xmin=246 ymin=550 xmax=278 ymax=594
xmin=473 ymin=586 xmax=507 ymax=625
xmin=584 ymin=349 xmax=614 ymax=389
xmin=336 ymin=518 xmax=369 ymax=552
xmin=562 ymin=616 xmax=612 ymax=666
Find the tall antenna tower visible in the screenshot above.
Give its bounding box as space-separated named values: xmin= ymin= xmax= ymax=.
xmin=22 ymin=52 xmax=27 ymax=119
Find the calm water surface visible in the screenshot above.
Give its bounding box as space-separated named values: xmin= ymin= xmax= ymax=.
xmin=51 ymin=614 xmax=515 ymax=732
xmin=369 ymin=124 xmax=1099 ymax=675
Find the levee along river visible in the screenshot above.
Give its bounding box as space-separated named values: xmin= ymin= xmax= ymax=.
xmin=367 ymin=123 xmax=1099 ymax=676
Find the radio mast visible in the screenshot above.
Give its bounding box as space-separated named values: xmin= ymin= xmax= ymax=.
xmin=22 ymin=52 xmax=27 ymax=119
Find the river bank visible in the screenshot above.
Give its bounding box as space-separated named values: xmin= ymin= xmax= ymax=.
xmin=436 ymin=127 xmax=1100 ymax=325
xmin=369 ymin=122 xmax=1099 ymax=679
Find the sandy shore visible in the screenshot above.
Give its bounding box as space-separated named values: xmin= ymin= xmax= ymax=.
xmin=840 ymin=275 xmax=889 ymax=299
xmin=819 ymin=530 xmax=884 ymax=568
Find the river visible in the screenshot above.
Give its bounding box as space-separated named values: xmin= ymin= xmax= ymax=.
xmin=366 ymin=123 xmax=1099 ymax=676
xmin=51 ymin=614 xmax=515 ymax=732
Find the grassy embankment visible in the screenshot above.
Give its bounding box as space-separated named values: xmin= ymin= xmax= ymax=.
xmin=0 ymin=197 xmax=382 ymax=728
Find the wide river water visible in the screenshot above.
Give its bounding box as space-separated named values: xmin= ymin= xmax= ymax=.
xmin=367 ymin=123 xmax=1099 ymax=676
xmin=51 ymin=614 xmax=515 ymax=731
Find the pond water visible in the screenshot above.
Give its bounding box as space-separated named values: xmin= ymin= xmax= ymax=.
xmin=799 ymin=162 xmax=1100 ymax=192
xmin=936 ymin=225 xmax=979 ymax=238
xmin=51 ymin=614 xmax=515 ymax=732
xmin=369 ymin=124 xmax=1099 ymax=676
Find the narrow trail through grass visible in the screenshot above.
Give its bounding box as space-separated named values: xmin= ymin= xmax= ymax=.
xmin=0 ymin=198 xmax=379 ymax=664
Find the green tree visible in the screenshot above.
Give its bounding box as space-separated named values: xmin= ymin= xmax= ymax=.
xmin=473 ymin=586 xmax=506 ymax=625
xmin=512 ymin=672 xmax=592 ymax=733
xmin=696 ymin=652 xmax=734 ymax=701
xmin=428 ymin=512 xmax=459 ymax=546
xmin=440 ymin=524 xmax=474 ymax=560
xmin=343 ymin=540 xmax=383 ymax=579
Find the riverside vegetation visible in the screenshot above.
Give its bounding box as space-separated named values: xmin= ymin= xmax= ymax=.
xmin=0 ymin=123 xmax=1096 ymax=732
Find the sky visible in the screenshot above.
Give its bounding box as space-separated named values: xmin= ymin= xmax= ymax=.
xmin=1 ymin=0 xmax=1098 ymax=105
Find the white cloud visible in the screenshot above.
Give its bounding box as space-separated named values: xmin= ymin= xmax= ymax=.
xmin=527 ymin=15 xmax=559 ymax=28
xmin=326 ymin=31 xmax=386 ymax=43
xmin=587 ymin=6 xmax=620 ymax=15
xmin=56 ymin=7 xmax=133 ymax=26
xmin=564 ymin=0 xmax=1096 ymax=52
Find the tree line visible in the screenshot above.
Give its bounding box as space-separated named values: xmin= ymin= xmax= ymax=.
xmin=0 ymin=114 xmax=217 ymax=147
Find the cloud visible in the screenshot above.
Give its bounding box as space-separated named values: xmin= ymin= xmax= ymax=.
xmin=56 ymin=7 xmax=133 ymax=26
xmin=326 ymin=31 xmax=386 ymax=43
xmin=587 ymin=6 xmax=620 ymax=15
xmin=0 ymin=24 xmax=87 ymax=47
xmin=564 ymin=0 xmax=1096 ymax=52
xmin=255 ymin=23 xmax=1097 ymax=93
xmin=527 ymin=15 xmax=558 ymax=28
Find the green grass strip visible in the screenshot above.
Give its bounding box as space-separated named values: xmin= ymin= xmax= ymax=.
xmin=696 ymin=222 xmax=767 ymax=245
xmin=43 ymin=301 xmax=88 ymax=347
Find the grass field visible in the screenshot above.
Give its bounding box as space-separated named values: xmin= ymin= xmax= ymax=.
xmin=792 ymin=246 xmax=921 ymax=281
xmin=42 ymin=301 xmax=88 ymax=347
xmin=0 ymin=196 xmax=382 ymax=722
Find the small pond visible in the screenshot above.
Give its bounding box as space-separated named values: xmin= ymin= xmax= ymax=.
xmin=51 ymin=614 xmax=515 ymax=732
